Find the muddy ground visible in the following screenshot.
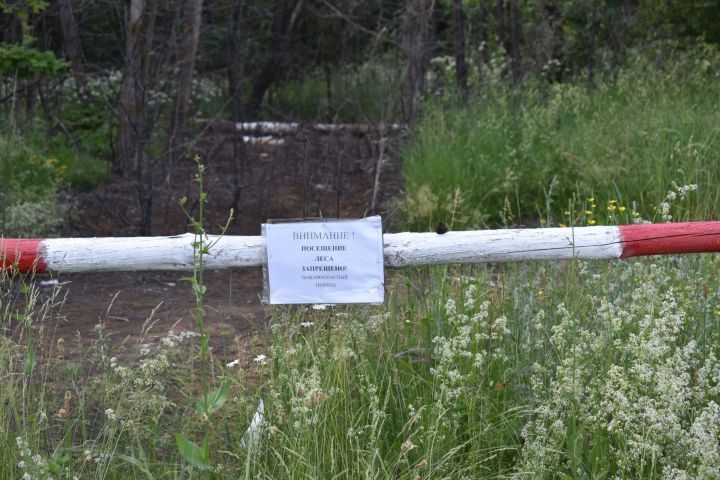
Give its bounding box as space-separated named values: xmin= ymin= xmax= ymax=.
xmin=19 ymin=123 xmax=406 ymax=360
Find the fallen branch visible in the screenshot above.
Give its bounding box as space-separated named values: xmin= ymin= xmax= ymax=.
xmin=200 ymin=119 xmax=407 ymax=137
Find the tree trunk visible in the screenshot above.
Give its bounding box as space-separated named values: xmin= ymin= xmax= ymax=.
xmin=25 ymin=81 xmax=38 ymax=124
xmin=115 ymin=0 xmax=146 ymax=176
xmin=587 ymin=7 xmax=598 ymax=82
xmin=245 ymin=0 xmax=303 ymax=119
xmin=58 ymin=0 xmax=86 ymax=89
xmin=452 ymin=0 xmax=467 ymax=95
xmin=403 ymin=0 xmax=434 ymax=122
xmin=0 ymin=9 xmax=23 ymax=44
xmin=136 ymin=144 xmax=153 ymax=235
xmin=496 ymin=0 xmax=507 ymax=54
xmin=508 ymin=0 xmax=521 ymax=82
xmin=168 ymin=0 xmax=203 ymax=161
xmin=544 ymin=0 xmax=564 ymax=82
xmin=468 ymin=0 xmax=489 ymax=87
xmin=227 ymin=1 xmax=245 ymax=121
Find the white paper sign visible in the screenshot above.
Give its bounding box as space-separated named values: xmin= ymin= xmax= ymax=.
xmin=264 ymin=216 xmax=384 ymax=304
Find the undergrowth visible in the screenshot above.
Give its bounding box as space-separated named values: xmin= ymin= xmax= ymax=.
xmin=2 ymin=250 xmax=720 ymax=478
xmin=402 ymin=43 xmax=720 ymax=230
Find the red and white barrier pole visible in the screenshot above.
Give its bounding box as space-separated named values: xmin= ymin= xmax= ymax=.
xmin=2 ymin=222 xmax=720 ymax=274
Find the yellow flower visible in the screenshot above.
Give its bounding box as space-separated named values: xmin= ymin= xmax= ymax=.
xmin=585 ymin=210 xmax=593 ymax=215
xmin=587 ymin=197 xmax=595 ymax=202
xmin=538 ymin=290 xmax=544 ymax=296
xmin=607 ymin=205 xmax=616 ymax=211
xmin=559 ymin=223 xmax=567 ymax=227
xmin=609 ymin=199 xmax=618 ymax=204
xmin=588 ymin=219 xmax=597 ymax=225
xmin=619 ymin=206 xmax=626 ymax=212
xmin=592 ymin=204 xmax=597 ymax=208
xmin=563 ymin=210 xmax=571 ymax=216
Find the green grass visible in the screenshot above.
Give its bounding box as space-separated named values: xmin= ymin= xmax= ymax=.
xmin=3 ymin=255 xmax=720 ymax=478
xmin=402 ymin=46 xmax=720 ymax=230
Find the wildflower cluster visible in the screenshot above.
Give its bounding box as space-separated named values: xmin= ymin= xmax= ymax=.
xmin=427 ymin=280 xmax=515 ymax=444
xmin=656 ymin=182 xmax=698 ymax=222
xmin=518 ymin=260 xmax=720 ymax=477
xmin=107 ymin=329 xmax=198 ymax=426
xmin=15 ymin=437 xmax=63 ymax=480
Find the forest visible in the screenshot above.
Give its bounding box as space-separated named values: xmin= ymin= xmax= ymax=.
xmin=1 ymin=0 xmax=718 ymax=236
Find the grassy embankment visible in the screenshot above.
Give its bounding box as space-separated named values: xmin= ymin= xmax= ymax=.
xmin=2 ymin=48 xmax=720 ymax=479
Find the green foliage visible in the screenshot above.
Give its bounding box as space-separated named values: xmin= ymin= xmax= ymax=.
xmin=402 ymin=44 xmax=720 ymax=230
xmin=639 ymin=0 xmax=720 ymax=44
xmin=0 ymin=44 xmax=68 ymax=79
xmin=0 ymin=135 xmax=63 ymax=236
xmin=39 ymin=133 xmax=110 ymax=192
xmin=196 ymin=382 xmax=230 ymax=417
xmin=175 ymin=433 xmax=211 ymax=470
xmin=0 ymin=127 xmax=109 ymax=236
xmin=4 ymin=197 xmax=65 ymax=237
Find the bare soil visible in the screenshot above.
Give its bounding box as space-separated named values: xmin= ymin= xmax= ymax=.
xmin=29 ymin=124 xmax=405 ymax=360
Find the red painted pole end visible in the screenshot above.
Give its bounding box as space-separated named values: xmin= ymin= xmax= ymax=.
xmin=620 ymin=222 xmax=720 ymax=258
xmin=0 ymin=239 xmax=47 ymax=274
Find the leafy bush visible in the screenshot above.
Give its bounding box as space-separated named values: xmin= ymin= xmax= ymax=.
xmin=3 ymin=197 xmax=65 ymax=237
xmin=0 ymin=132 xmax=97 ymax=236
xmin=0 ymin=44 xmax=68 ymax=79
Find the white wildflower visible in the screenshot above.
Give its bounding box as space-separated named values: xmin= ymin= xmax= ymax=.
xmin=401 ymin=439 xmax=417 ymax=455
xmin=313 ymin=304 xmax=335 ymax=310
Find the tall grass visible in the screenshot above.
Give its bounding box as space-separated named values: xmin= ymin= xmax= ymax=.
xmin=253 ymin=257 xmax=720 ymax=478
xmin=4 ymin=255 xmax=719 ymax=478
xmin=403 ymin=45 xmax=720 ymax=230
